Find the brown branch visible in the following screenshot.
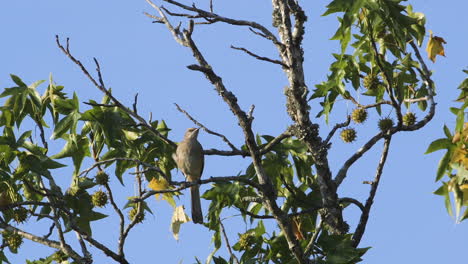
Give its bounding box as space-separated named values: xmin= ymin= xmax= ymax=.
xmin=157 ymin=0 xmax=281 ymax=46
xmin=219 ymin=219 xmax=240 ymax=264
xmin=304 ymin=218 xmax=322 ymax=257
xmin=352 ymin=137 xmax=392 ymax=247
xmin=138 ymin=175 xmax=264 ymax=202
xmin=324 ymin=115 xmax=351 ymax=145
xmin=56 ymin=35 xmax=176 ymax=148
xmin=0 ymin=222 xmax=83 ymax=263
xmin=335 ymin=131 xmax=386 ymax=187
xmin=78 ymin=157 xmax=167 ymax=180
xmin=237 ymin=205 xmax=322 ymax=219
xmin=366 ymin=20 xmax=402 ymax=125
xmin=174 ymin=103 xmax=241 ymax=152
xmin=231 ymin=45 xmax=289 ymax=68
xmin=339 ymin=197 xmax=365 ymax=212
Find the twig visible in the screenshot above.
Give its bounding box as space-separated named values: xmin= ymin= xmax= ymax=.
xmin=335 ymin=131 xmax=386 ymax=186
xmin=174 ymin=103 xmax=241 ymax=152
xmin=78 ymin=157 xmax=167 ymax=180
xmin=324 ymin=115 xmax=351 ymax=145
xmin=156 ymin=0 xmax=282 ymax=46
xmin=43 ymin=223 xmax=55 ymax=239
xmin=231 ymin=45 xmax=289 ymax=68
xmin=304 ymin=218 xmax=322 ymax=257
xmin=352 ymin=137 xmax=392 ymax=247
xmin=56 ymin=35 xmax=176 ymax=148
xmin=138 ymin=175 xmax=263 ymax=202
xmin=83 ymin=102 xmax=117 ymax=107
xmin=366 ymin=20 xmax=402 ymax=125
xmin=237 ymin=205 xmax=322 ymax=219
xmin=219 ymin=219 xmax=240 ymax=264
xmin=0 ymin=222 xmax=83 ymax=262
xmin=339 ymin=197 xmax=365 ymax=212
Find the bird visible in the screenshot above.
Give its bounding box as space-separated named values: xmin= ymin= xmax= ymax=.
xmin=173 ymin=127 xmax=204 ymax=224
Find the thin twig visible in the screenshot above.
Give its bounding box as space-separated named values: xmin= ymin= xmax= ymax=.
xmin=352 ymin=137 xmax=392 ymax=247
xmin=339 ymin=197 xmax=365 ymax=212
xmin=304 ymin=218 xmax=322 ymax=257
xmin=231 ymin=45 xmax=289 ymax=68
xmin=324 ymin=115 xmax=351 ymax=145
xmin=174 ymin=103 xmax=240 ymax=152
xmin=56 ymin=35 xmax=176 ymax=148
xmin=219 ymin=219 xmax=240 ymax=264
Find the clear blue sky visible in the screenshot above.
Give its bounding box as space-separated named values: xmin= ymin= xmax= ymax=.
xmin=0 ymin=0 xmax=467 ymax=263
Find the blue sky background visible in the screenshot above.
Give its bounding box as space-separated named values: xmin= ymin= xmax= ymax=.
xmin=0 ymin=0 xmax=467 ymax=263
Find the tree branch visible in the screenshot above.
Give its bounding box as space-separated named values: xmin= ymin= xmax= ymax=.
xmin=231 ymin=45 xmax=289 ymax=68
xmin=174 ymin=103 xmax=241 ymax=153
xmin=56 ymin=35 xmax=177 ymax=148
xmin=219 ymin=219 xmax=240 ymax=264
xmin=352 ymin=137 xmax=392 ymax=247
xmin=0 ymin=222 xmax=83 ymax=263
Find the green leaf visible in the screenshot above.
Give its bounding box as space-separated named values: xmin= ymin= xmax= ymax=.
xmin=425 ymin=138 xmax=452 ymax=154
xmin=51 ymin=111 xmax=80 ymax=139
xmin=212 ymin=256 xmax=228 ymax=264
xmin=436 ymin=151 xmax=451 ymax=181
xmin=51 ymin=134 xmax=91 ymax=174
xmin=10 ymin=74 xmax=27 ymax=87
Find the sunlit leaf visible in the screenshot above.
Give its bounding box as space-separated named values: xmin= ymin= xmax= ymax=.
xmin=426 ymin=30 xmax=446 ymax=62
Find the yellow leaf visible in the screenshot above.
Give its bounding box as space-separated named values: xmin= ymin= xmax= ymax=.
xmin=170 ymin=205 xmax=190 ymax=241
xmin=451 ymin=147 xmax=468 ymax=168
xmin=148 ymin=177 xmax=169 ymax=200
xmin=426 ymin=30 xmax=447 ymax=62
xmin=292 ymin=217 xmax=305 ymax=241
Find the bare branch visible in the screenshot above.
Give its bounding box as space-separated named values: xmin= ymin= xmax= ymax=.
xmin=138 ymin=175 xmax=264 ymax=202
xmin=231 ymin=45 xmax=289 ymax=68
xmin=335 ymin=131 xmax=386 ymax=187
xmin=324 ymin=115 xmax=351 ymax=145
xmin=352 ymin=137 xmax=392 ymax=247
xmin=78 ymin=157 xmax=167 ymax=180
xmin=220 ymin=219 xmax=240 ymax=264
xmin=339 ymin=197 xmax=365 ymax=212
xmin=366 ymin=20 xmax=402 ymax=125
xmin=0 ymin=222 xmax=83 ymax=262
xmin=56 ymin=35 xmax=177 ymax=148
xmin=174 ymin=103 xmax=241 ymax=152
xmin=304 ymin=218 xmax=322 ymax=257
xmin=157 ymin=0 xmax=281 ymax=46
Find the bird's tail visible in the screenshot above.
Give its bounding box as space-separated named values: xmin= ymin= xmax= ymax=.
xmin=191 ymin=185 xmax=203 ymax=224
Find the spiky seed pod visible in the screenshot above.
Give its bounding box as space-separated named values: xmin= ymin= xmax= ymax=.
xmin=52 ymin=250 xmax=68 ymax=263
xmin=91 ymin=190 xmax=108 ymax=208
xmin=351 ymin=108 xmax=368 ymax=124
xmin=378 ymin=118 xmax=394 ymax=131
xmin=363 ymin=74 xmax=380 ymax=90
xmin=12 ymin=207 xmax=28 ymax=224
xmin=238 ymin=232 xmax=255 ymax=250
xmin=403 ymin=112 xmax=416 ymax=126
xmin=340 ymin=128 xmax=357 ymax=143
xmin=4 ymin=232 xmax=23 ymax=251
xmin=128 ymin=207 xmax=145 ymax=223
xmin=95 ymin=171 xmax=109 ymax=185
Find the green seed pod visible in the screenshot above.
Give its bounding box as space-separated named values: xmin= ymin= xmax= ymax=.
xmin=340 ymin=128 xmax=357 ymax=143
xmin=4 ymin=232 xmax=23 ymax=251
xmin=91 ymin=190 xmax=108 ymax=208
xmin=12 ymin=207 xmax=28 ymax=224
xmin=403 ymin=112 xmax=416 ymax=126
xmin=378 ymin=118 xmax=394 ymax=131
xmin=95 ymin=171 xmax=109 ymax=185
xmin=128 ymin=207 xmax=145 ymax=223
xmin=363 ymin=74 xmax=380 ymax=90
xmin=351 ymin=108 xmax=368 ymax=124
xmin=52 ymin=250 xmax=68 ymax=263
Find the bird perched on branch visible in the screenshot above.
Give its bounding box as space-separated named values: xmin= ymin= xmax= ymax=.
xmin=173 ymin=127 xmax=204 ymax=224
